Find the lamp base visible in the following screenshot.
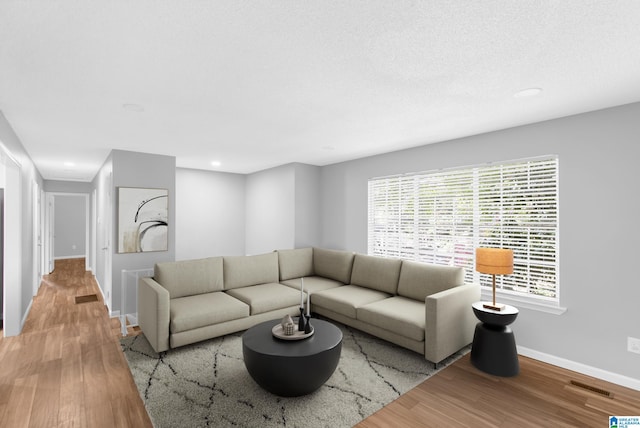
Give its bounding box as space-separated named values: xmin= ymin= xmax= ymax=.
xmin=483 ymin=302 xmax=505 ymax=311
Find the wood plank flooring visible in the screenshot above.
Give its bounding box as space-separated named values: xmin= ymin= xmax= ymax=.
xmin=357 ymin=352 xmax=640 ymax=427
xmin=0 ymin=258 xmax=152 ymax=428
xmin=1 ymin=258 xmax=639 ymax=427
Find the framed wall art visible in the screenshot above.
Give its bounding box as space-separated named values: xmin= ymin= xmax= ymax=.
xmin=117 ymin=187 xmax=168 ymax=253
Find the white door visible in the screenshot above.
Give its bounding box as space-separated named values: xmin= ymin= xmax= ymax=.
xmin=1 ymin=147 xmax=22 ymax=337
xmin=45 ymin=193 xmax=55 ymax=274
xmin=32 ymin=180 xmax=41 ymax=295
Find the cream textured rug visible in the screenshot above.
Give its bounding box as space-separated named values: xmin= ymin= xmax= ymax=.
xmin=121 ymin=320 xmax=467 ymax=428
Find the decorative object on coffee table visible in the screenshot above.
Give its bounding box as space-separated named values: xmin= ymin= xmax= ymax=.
xmin=281 ymin=314 xmax=295 ymax=335
xmin=475 ymin=247 xmax=513 ymax=311
xmin=298 ymin=277 xmax=307 ymax=331
xmin=304 ymin=291 xmax=312 ymax=333
xmin=304 ymin=314 xmax=313 ymax=334
xmin=298 ymin=307 xmax=306 ymax=331
xmin=271 ymin=320 xmax=314 ymax=340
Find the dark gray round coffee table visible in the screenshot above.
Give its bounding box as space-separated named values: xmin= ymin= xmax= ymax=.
xmin=242 ymin=318 xmax=342 ymax=397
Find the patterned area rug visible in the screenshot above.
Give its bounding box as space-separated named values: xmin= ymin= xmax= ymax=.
xmin=121 ymin=320 xmax=467 ymax=428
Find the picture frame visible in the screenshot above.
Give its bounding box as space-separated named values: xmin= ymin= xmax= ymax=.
xmin=117 ymin=187 xmax=168 ymax=253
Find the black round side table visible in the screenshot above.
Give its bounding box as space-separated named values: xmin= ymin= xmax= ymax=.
xmin=470 ymin=302 xmax=519 ymax=377
xmin=242 ymin=318 xmax=343 ymax=397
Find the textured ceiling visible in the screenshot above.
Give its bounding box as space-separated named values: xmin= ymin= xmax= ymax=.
xmin=1 ymin=1 xmax=640 ymax=181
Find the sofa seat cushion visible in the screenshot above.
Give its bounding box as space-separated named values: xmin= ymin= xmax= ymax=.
xmin=226 ymin=283 xmax=301 ymax=315
xmin=311 ymin=285 xmax=391 ymax=319
xmin=170 ymin=292 xmax=249 ymax=334
xmin=281 ymin=276 xmax=344 ymax=294
xmin=357 ymin=296 xmax=425 ymax=342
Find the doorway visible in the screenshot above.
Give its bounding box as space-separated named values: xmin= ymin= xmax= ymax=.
xmin=44 ymin=193 xmax=90 ymax=274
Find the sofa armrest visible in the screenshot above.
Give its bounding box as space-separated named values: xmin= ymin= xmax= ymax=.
xmin=425 ymin=283 xmax=480 ymax=364
xmin=138 ymin=277 xmax=171 ymax=353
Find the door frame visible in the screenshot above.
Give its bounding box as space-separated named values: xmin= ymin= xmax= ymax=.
xmin=1 ymin=141 xmax=22 ymax=337
xmin=44 ymin=192 xmax=91 ymax=273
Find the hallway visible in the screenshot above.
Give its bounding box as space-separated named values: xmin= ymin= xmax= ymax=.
xmin=0 ymin=258 xmax=152 ymax=427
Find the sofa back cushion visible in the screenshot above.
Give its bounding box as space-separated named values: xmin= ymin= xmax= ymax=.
xmin=349 ymin=254 xmax=402 ymax=294
xmin=313 ymin=248 xmax=355 ymax=284
xmin=224 ymin=252 xmax=279 ymax=290
xmin=278 ymin=248 xmax=314 ymax=281
xmin=397 ymin=261 xmax=465 ymax=301
xmin=155 ymin=257 xmax=224 ymax=299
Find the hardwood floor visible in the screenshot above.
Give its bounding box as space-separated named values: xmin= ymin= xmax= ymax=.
xmin=1 ymin=258 xmax=639 ymax=427
xmin=358 ymin=355 xmax=640 ymax=427
xmin=0 ymin=258 xmax=152 ymax=428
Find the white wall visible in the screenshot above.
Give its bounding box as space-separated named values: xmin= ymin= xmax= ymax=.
xmin=175 ymin=168 xmax=245 ymax=259
xmin=53 ymin=195 xmax=86 ymax=259
xmin=320 ymin=102 xmax=640 ymax=383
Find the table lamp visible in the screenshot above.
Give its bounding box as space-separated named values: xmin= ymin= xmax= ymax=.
xmin=475 ymin=248 xmax=513 ymax=311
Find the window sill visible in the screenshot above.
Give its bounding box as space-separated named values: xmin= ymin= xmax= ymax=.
xmin=480 ymin=289 xmax=567 ymax=315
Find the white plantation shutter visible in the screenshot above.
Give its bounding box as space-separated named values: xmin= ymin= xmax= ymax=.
xmin=368 ymin=156 xmax=559 ymax=302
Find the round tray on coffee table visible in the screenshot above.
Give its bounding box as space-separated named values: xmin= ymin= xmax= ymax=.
xmin=242 ymin=318 xmax=342 ymax=397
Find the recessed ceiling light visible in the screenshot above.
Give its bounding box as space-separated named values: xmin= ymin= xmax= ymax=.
xmin=211 ymin=161 xmax=221 ymax=167
xmin=64 ymin=161 xmax=75 ymax=167
xmin=514 ymin=87 xmax=543 ymax=98
xmin=123 ymin=103 xmax=145 ymax=112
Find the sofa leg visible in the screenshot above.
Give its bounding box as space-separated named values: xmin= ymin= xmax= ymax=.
xmin=433 ymin=362 xmax=438 ymax=370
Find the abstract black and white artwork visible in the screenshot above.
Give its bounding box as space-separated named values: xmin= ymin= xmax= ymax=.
xmin=117 ymin=187 xmax=168 ymax=253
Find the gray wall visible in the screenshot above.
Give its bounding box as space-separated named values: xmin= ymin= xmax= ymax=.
xmin=92 ymin=150 xmax=176 ymax=314
xmin=320 ymin=102 xmax=640 ymax=382
xmin=245 ymin=164 xmax=296 ymax=254
xmin=111 ymin=150 xmax=176 ymax=314
xmin=245 ymin=163 xmax=322 ymax=255
xmin=294 ymin=163 xmax=321 ymax=249
xmin=175 ymin=168 xmax=245 ymax=260
xmin=45 ymin=180 xmax=93 ymax=193
xmin=54 ymin=194 xmax=86 ymax=258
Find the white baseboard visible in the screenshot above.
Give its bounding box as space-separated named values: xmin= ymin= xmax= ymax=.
xmin=20 ymin=299 xmax=33 ymax=332
xmin=92 ymin=276 xmax=113 ymax=315
xmin=111 ymin=309 xmax=120 ymax=319
xmin=518 ymin=346 xmax=640 ymax=392
xmin=54 ymin=255 xmax=86 ymax=260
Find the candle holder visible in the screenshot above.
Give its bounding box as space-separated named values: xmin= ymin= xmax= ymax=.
xmin=298 ymin=307 xmax=306 ymax=331
xmin=304 ymin=314 xmax=312 ymax=334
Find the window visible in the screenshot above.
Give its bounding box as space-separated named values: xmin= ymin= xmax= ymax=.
xmin=368 ymin=156 xmax=559 ymax=306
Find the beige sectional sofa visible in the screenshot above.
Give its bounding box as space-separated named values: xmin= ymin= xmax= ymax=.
xmin=138 ymin=247 xmax=480 ymax=364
